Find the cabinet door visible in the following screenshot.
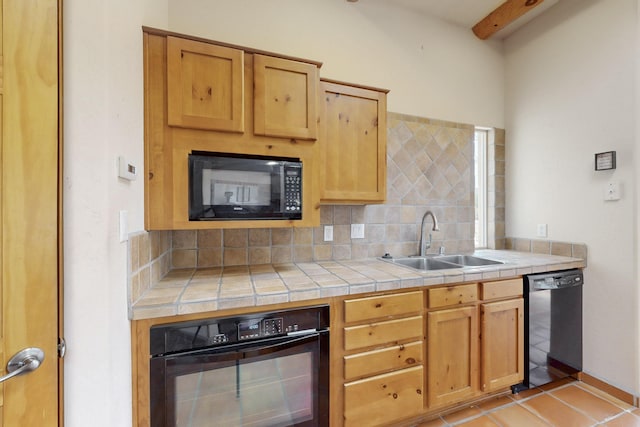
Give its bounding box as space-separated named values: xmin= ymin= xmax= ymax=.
xmin=344 ymin=366 xmax=423 ymax=427
xmin=253 ymin=54 xmax=318 ymax=140
xmin=481 ymin=298 xmax=524 ymax=392
xmin=320 ymin=81 xmax=387 ymax=203
xmin=427 ymin=306 xmax=479 ymax=408
xmin=166 ymin=36 xmax=244 ymax=132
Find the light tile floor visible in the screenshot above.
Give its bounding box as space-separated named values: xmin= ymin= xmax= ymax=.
xmin=417 ymin=380 xmax=640 ymax=427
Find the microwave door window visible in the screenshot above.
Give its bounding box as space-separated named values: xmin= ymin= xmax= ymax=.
xmin=202 ymin=169 xmax=271 ymax=206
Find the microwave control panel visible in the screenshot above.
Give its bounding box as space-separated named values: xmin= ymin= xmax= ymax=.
xmin=283 ymin=164 xmax=302 ymax=213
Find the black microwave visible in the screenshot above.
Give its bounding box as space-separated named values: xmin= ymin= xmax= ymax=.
xmin=189 ymin=152 xmax=302 ymax=221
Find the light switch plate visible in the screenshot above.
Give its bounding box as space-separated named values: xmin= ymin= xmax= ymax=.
xmin=119 ymin=210 xmax=128 ymax=242
xmin=604 ymin=181 xmax=621 ymax=201
xmin=536 ymin=223 xmax=547 ymax=238
xmin=351 ymin=223 xmax=365 ymax=239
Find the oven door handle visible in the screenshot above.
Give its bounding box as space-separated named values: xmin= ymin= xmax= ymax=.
xmin=192 ymin=333 xmax=322 ymax=362
xmin=241 ymin=333 xmax=319 ymax=359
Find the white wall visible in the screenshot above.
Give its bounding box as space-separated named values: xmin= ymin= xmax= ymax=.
xmin=63 ymin=1 xmax=506 ymax=425
xmin=505 ymin=0 xmax=638 ymax=393
xmin=167 ymin=0 xmax=506 ymax=128
xmin=63 ymin=1 xmax=167 ymax=426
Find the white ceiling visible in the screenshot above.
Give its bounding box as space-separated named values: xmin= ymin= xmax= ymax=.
xmin=359 ymin=0 xmax=560 ymax=39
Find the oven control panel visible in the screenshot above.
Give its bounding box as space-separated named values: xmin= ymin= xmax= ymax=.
xmin=238 ymin=317 xmax=285 ymax=340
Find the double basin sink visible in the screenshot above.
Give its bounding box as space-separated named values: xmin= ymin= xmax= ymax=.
xmin=380 ymin=254 xmax=503 ymax=271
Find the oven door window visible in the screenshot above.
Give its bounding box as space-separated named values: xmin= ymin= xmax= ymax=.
xmin=158 ymin=334 xmax=326 ymax=427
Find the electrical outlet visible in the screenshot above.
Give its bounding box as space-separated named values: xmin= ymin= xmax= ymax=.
xmin=351 ymin=223 xmax=365 ymax=239
xmin=323 ymin=225 xmax=333 ymax=242
xmin=536 ymin=223 xmax=547 ymax=238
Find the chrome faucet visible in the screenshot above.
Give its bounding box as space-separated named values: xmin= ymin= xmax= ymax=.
xmin=419 ymin=210 xmax=440 ymax=256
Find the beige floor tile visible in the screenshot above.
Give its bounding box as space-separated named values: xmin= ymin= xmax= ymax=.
xmin=489 ymin=404 xmax=550 ymax=427
xmin=442 ymin=406 xmax=483 ymax=424
xmin=415 ymin=417 xmax=447 ymax=427
xmin=604 ymin=412 xmax=640 ymax=427
xmin=577 ymin=382 xmax=636 ymax=411
xmin=551 ymin=384 xmax=625 ymax=422
xmin=477 ymin=395 xmax=514 ymax=412
xmin=511 ymin=386 xmax=544 ymax=401
xmin=455 ymin=415 xmax=500 ymax=426
xmin=521 ymin=393 xmax=596 ymax=427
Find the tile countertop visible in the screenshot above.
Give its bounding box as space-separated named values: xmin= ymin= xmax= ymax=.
xmin=129 ymin=249 xmax=586 ymax=320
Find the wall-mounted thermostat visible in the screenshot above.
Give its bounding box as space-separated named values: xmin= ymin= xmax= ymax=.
xmin=118 ymin=156 xmax=137 ymax=181
xmin=595 ymin=151 xmax=616 ymax=171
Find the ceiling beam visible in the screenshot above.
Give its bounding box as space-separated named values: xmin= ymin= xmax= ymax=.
xmin=472 ymin=0 xmax=545 ymax=40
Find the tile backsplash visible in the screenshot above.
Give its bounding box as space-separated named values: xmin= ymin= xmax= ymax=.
xmin=505 ymin=237 xmax=587 ymax=262
xmin=128 ymin=230 xmax=172 ymax=303
xmin=169 ymin=113 xmax=477 ymax=269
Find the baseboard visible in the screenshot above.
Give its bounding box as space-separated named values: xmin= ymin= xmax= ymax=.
xmin=579 ymin=372 xmax=638 ymax=406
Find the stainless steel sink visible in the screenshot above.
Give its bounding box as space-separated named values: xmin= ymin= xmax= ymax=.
xmin=435 ymin=255 xmax=503 ymax=267
xmin=381 ymin=256 xmax=461 ymax=271
xmin=380 ymin=254 xmax=503 ymax=271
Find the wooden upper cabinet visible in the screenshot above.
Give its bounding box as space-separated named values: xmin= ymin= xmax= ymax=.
xmin=320 ymin=80 xmax=388 ymax=204
xmin=166 ymin=36 xmax=244 ymax=133
xmin=253 ymin=54 xmax=318 ymax=140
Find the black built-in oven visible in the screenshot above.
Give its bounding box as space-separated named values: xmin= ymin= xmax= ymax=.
xmin=189 ymin=152 xmax=302 ymax=221
xmin=149 ymin=305 xmax=329 ymax=427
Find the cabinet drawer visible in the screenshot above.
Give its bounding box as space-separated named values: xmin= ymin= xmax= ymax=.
xmin=344 ymin=366 xmax=423 ymax=427
xmin=344 ymin=291 xmax=422 ymax=323
xmin=344 ymin=341 xmax=423 ymax=381
xmin=481 ymin=278 xmax=522 ymax=300
xmin=344 ymin=316 xmax=423 ymax=351
xmin=428 ymin=284 xmax=478 ymax=308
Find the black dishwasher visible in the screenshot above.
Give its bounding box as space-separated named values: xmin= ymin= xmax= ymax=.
xmin=518 ymin=269 xmax=583 ymax=390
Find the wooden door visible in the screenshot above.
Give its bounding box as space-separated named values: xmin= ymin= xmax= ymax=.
xmin=427 ymin=306 xmax=479 ymax=408
xmin=1 ymin=0 xmax=61 ymax=425
xmin=480 ymin=298 xmax=525 ymax=391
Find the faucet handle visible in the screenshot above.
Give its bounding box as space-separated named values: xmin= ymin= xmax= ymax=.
xmin=438 ymin=246 xmax=445 ymax=255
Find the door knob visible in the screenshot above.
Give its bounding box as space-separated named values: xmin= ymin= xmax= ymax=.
xmin=0 ymin=348 xmax=44 ymax=384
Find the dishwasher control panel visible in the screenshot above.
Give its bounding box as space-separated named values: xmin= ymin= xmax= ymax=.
xmin=529 ymin=269 xmax=583 ymax=290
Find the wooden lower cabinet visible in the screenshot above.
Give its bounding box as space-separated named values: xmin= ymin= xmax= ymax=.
xmin=344 ymin=366 xmax=424 ymax=427
xmin=334 ymin=280 xmax=524 ymax=426
xmin=481 ymin=298 xmax=525 ymax=391
xmin=427 ymin=305 xmax=479 ymax=408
